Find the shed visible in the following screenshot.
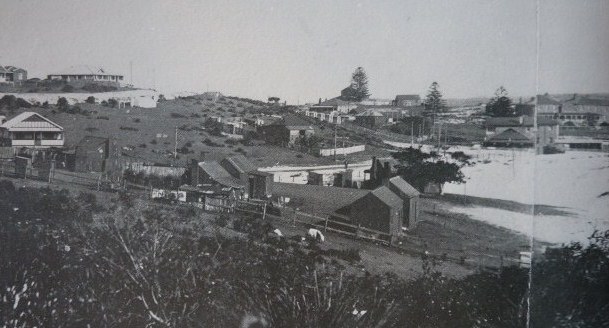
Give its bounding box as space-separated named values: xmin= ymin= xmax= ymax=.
xmin=74 ymin=136 xmax=109 ymax=172
xmin=386 ymin=176 xmax=421 ymax=229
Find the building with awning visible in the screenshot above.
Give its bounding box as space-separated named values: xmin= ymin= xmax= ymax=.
xmin=0 ymin=112 xmax=64 ymax=148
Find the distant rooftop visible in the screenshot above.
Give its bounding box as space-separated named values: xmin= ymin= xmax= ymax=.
xmin=485 ymin=116 xmax=558 ymax=128
xmin=48 ymin=65 xmax=122 ymax=76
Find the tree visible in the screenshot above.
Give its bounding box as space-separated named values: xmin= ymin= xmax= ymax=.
xmin=56 ymin=97 xmax=69 ymax=111
xmin=343 ymin=67 xmax=370 ymax=102
xmin=85 ymin=96 xmax=96 ymax=104
xmin=392 ymin=147 xmax=465 ymax=193
xmin=424 ymin=82 xmax=446 ymax=115
xmin=295 ymin=134 xmax=323 ymax=153
xmin=267 ymin=97 xmax=280 ymax=104
xmin=486 ymin=86 xmax=515 ymax=117
xmin=107 ymin=98 xmax=118 ymax=108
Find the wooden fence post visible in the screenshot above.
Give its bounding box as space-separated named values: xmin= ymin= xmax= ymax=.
xmin=324 ymin=217 xmax=329 ymax=232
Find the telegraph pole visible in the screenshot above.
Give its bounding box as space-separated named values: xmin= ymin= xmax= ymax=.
xmin=174 ymin=126 xmax=178 ymax=159
xmin=411 ymin=120 xmax=414 ymax=148
xmin=333 ymin=124 xmax=337 ymax=161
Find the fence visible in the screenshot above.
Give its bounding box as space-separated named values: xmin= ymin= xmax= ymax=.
xmin=235 ymin=200 xmax=393 ymax=245
xmin=127 ymin=163 xmax=186 ymax=178
xmin=319 ymin=144 xmax=366 ymax=157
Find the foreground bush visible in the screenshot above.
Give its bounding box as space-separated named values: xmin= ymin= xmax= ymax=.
xmin=0 ymin=180 xmax=607 ymax=327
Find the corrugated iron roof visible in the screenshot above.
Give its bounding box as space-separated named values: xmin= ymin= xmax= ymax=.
xmin=371 ymin=186 xmax=404 ymax=209
xmin=487 ymin=128 xmax=534 ymax=143
xmin=388 ymin=176 xmax=420 ymax=197
xmin=222 ymin=155 xmax=257 ymax=174
xmin=199 ymin=161 xmax=244 ymax=188
xmin=0 ymin=112 xmax=63 ymax=132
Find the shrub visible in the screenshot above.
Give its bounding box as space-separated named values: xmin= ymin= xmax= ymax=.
xmin=57 ymin=97 xmax=69 ymax=110
xmin=61 ymin=84 xmax=75 ymax=92
xmin=0 ymin=95 xmax=32 ymax=110
xmin=119 ymin=126 xmax=139 ymax=132
xmin=107 ymin=98 xmax=118 ymax=108
xmin=170 ymin=112 xmax=186 ymax=118
xmin=214 ymin=215 xmax=230 ymax=228
xmin=85 ymin=96 xmax=96 ymax=104
xmin=82 ymin=84 xmax=117 ymax=92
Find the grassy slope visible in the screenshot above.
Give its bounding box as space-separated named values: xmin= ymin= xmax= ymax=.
xmin=7 ymin=96 xmax=344 ymax=166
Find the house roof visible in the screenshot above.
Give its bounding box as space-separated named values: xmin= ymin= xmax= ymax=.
xmin=320 ymin=98 xmax=353 ymax=106
xmin=370 ymin=186 xmax=404 ymax=209
xmin=0 ymin=66 xmax=26 ymax=73
xmin=535 ymin=94 xmax=560 ymax=105
xmin=0 ymin=112 xmax=63 ymax=132
xmin=273 ymin=182 xmax=369 ymax=216
xmin=388 ymin=176 xmax=420 ymax=197
xmin=485 ymin=116 xmax=558 ymax=128
xmin=395 ymin=95 xmax=421 ymax=102
xmin=356 ymin=109 xmax=384 ymax=117
xmin=222 ymin=154 xmax=257 ymax=174
xmin=567 ymin=97 xmax=609 ymax=107
xmin=76 ymin=136 xmax=108 ymax=152
xmin=275 ymin=114 xmax=315 ymax=130
xmin=487 ymin=128 xmax=533 ymax=143
xmin=48 ymin=65 xmax=122 ymax=76
xmin=198 ymin=161 xmax=244 ymax=188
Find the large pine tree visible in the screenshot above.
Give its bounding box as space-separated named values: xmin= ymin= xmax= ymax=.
xmin=485 ymin=86 xmax=515 ymax=117
xmin=424 ymin=81 xmax=446 ymax=114
xmin=347 ymin=67 xmax=370 ymax=102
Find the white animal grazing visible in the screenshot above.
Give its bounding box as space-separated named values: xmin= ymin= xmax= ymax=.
xmin=307 ymin=228 xmax=325 ymax=242
xmin=273 ymin=229 xmax=283 ymax=237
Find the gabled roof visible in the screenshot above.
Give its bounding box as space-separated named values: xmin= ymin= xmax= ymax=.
xmin=273 ymin=114 xmax=315 ymax=130
xmin=388 ymin=176 xmax=420 ymax=197
xmin=395 ymin=95 xmax=421 ymax=102
xmin=0 ymin=66 xmax=26 ymax=73
xmin=370 ymin=186 xmax=404 ymax=209
xmin=222 ymin=154 xmax=257 ymax=174
xmin=0 ymin=112 xmax=63 ymax=132
xmin=273 ymin=182 xmax=369 ymax=216
xmin=76 ymin=136 xmax=109 ymax=152
xmin=198 ymin=161 xmax=244 ymax=188
xmin=487 ymin=128 xmax=533 ymax=143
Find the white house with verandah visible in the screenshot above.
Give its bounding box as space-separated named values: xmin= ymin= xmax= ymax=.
xmin=47 ymin=65 xmax=123 ymax=84
xmin=0 ymin=112 xmax=64 ymax=148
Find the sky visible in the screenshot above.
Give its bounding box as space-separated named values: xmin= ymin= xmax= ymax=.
xmin=1 ymin=0 xmax=608 ymax=103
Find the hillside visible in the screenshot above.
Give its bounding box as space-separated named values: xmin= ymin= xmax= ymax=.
xmin=1 ymin=94 xmax=343 ymax=167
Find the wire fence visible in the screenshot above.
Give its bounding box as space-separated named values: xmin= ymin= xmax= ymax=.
xmin=235 ymin=200 xmax=393 ymax=245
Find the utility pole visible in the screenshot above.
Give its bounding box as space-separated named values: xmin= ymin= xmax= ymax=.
xmin=411 ymin=120 xmax=414 ymax=148
xmin=437 ymin=123 xmax=442 ymax=149
xmin=174 ymin=126 xmax=178 ymax=160
xmin=130 ymin=61 xmax=133 ymax=85
xmin=333 ymin=124 xmax=337 ymax=161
